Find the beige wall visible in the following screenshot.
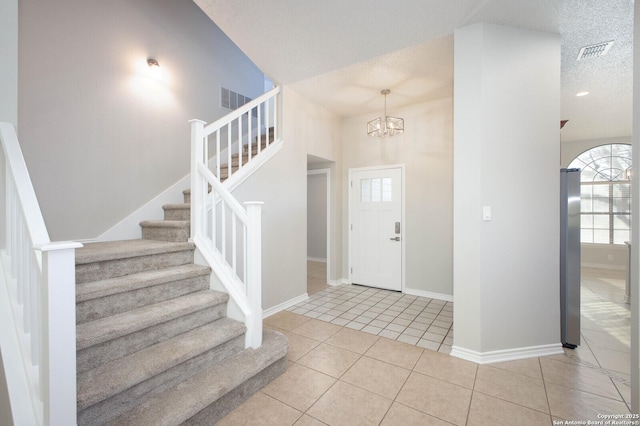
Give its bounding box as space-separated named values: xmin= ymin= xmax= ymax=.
xmin=302 ymin=89 xmax=344 ymax=285
xmin=18 ymin=0 xmax=265 ymax=241
xmin=0 ymin=0 xmax=17 ymax=127
xmin=232 ymin=87 xmax=343 ymax=311
xmin=342 ymin=97 xmax=454 ymax=297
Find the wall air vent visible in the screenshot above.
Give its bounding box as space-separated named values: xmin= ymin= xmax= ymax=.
xmin=576 ymin=41 xmax=614 ymax=60
xmin=220 ymin=86 xmax=256 ymax=117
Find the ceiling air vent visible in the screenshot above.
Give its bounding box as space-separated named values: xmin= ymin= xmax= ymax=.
xmin=576 ymin=41 xmax=614 ymax=60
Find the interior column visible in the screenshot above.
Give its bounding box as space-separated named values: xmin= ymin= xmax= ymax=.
xmin=452 ymin=23 xmax=562 ymax=362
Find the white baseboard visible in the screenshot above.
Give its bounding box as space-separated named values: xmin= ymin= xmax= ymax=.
xmin=307 ymin=257 xmax=327 ymax=263
xmin=403 ymin=288 xmax=453 ymax=302
xmin=450 ymin=343 xmax=564 ymax=364
xmin=328 ymin=278 xmax=349 ymax=286
xmin=263 ymin=293 xmax=309 ymax=318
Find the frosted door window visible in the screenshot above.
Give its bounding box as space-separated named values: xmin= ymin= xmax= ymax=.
xmin=360 ymin=177 xmax=393 ymax=203
xmin=361 ymin=179 xmax=371 ymax=202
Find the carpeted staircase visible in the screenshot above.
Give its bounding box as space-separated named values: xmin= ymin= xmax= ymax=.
xmin=75 ymin=132 xmax=287 ymax=425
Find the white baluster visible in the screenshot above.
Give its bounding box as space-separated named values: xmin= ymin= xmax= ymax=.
xmin=17 ymin=219 xmax=23 ymax=305
xmin=214 ymin=189 xmax=218 ymax=247
xmin=23 ymin=224 xmax=31 ymax=335
xmin=273 ymin=93 xmax=278 ymax=142
xmin=238 ymin=114 xmax=243 ymax=171
xmin=227 ymin=122 xmax=232 ymax=180
xmin=265 ymin=100 xmax=270 ymax=148
xmin=244 ymin=201 xmax=263 ymax=349
xmin=204 ymin=134 xmax=209 ymax=168
xmin=257 ymin=104 xmax=262 ymax=155
xmin=232 ymin=213 xmax=237 ymax=275
xmin=216 ymin=131 xmax=221 ymax=179
xmin=247 ymin=109 xmax=252 ymax=162
xmin=30 ymin=257 xmax=40 ymax=366
xmin=221 ymin=202 xmax=226 ymax=262
xmin=243 ymin=224 xmax=248 ymax=284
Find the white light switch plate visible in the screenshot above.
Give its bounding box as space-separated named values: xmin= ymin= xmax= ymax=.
xmin=482 ymin=206 xmax=491 ymax=221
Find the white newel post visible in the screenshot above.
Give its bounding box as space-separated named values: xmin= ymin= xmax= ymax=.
xmin=273 ymin=93 xmax=278 ymax=142
xmin=245 ymin=201 xmax=263 ymax=349
xmin=189 ymin=119 xmax=206 ymax=240
xmin=36 ymin=241 xmax=82 ymax=426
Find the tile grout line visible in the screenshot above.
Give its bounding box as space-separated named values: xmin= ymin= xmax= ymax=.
xmin=538 ymin=355 xmax=556 ymax=424
xmin=465 ymin=364 xmax=481 ymax=426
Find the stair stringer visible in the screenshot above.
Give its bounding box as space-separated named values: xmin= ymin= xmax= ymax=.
xmin=223 ymin=138 xmax=283 ymax=193
xmin=97 ymin=138 xmax=283 ymax=242
xmin=192 ymin=238 xmax=249 ymax=326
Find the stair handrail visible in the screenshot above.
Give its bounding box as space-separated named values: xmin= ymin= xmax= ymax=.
xmin=0 ymin=122 xmax=81 ymax=426
xmin=189 ymin=87 xmax=280 ymax=350
xmin=201 ymin=86 xmax=280 ymax=182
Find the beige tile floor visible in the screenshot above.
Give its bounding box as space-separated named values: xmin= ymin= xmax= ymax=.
xmin=219 ymin=268 xmax=634 ymax=425
xmin=289 ymin=282 xmax=454 ymax=353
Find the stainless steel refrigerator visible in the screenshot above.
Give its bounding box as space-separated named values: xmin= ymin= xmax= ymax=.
xmin=560 ymin=168 xmax=581 ymax=348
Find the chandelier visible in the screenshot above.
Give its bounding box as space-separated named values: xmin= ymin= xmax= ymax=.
xmin=367 ymin=89 xmax=404 ymax=138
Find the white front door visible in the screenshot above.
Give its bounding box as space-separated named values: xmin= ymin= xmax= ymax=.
xmin=349 ymin=167 xmax=403 ymax=291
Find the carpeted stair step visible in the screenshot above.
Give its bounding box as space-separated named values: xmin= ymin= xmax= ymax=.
xmin=76 ymin=240 xmax=196 ymax=284
xmin=182 ymin=185 xmax=214 ymax=203
xmin=184 ymin=187 xmax=220 ymax=204
xmin=163 ymin=203 xmax=191 ymax=220
xmin=207 ymin=164 xmax=239 ymax=182
xmin=106 ymin=330 xmax=288 ymax=426
xmin=255 ymin=127 xmax=275 ymax=142
xmin=140 ymin=220 xmax=190 ymax=242
xmin=77 ymin=290 xmax=228 ymax=373
xmin=77 ymin=318 xmax=246 ymax=425
xmin=76 ymin=264 xmax=211 ymax=324
xmin=245 ymin=140 xmax=270 ymax=154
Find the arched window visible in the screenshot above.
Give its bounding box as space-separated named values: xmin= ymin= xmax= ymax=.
xmin=568 ymin=144 xmax=632 ymax=245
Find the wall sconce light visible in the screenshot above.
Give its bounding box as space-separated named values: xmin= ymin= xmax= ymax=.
xmin=147 ymin=58 xmax=163 ymax=81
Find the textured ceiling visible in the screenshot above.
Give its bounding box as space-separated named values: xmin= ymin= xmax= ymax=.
xmin=195 ymin=0 xmax=634 ymax=143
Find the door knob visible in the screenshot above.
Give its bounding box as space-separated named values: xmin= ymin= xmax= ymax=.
xmin=389 ymin=237 xmax=400 ymax=241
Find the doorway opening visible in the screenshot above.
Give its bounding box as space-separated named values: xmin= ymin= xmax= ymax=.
xmin=307 ymin=166 xmax=331 ymax=295
xmin=567 ymin=144 xmax=631 ymax=378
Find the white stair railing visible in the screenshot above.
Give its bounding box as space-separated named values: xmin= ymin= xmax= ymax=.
xmin=0 ymin=122 xmax=81 ymax=426
xmin=189 ymin=87 xmax=280 ymax=349
xmin=203 ymin=86 xmax=279 ymax=183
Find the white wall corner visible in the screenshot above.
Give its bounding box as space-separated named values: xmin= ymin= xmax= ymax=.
xmin=403 ymin=288 xmax=453 ymax=302
xmin=263 ymin=293 xmax=309 ymax=318
xmin=329 ymin=278 xmax=350 ymax=286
